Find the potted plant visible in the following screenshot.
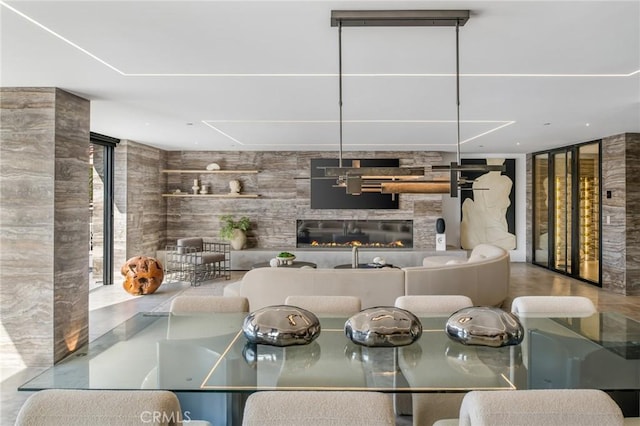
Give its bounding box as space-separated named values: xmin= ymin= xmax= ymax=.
xmin=220 ymin=215 xmax=251 ymax=250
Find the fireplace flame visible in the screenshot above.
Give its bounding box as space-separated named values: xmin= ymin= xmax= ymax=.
xmin=310 ymin=240 xmax=405 ymax=248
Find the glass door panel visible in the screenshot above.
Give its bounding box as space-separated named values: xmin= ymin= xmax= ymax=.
xmin=533 ymin=154 xmax=549 ymax=266
xmin=90 ymin=144 xmax=105 ymax=290
xmin=553 ymin=152 xmax=571 ymax=274
xmin=578 ymin=143 xmax=600 ymax=283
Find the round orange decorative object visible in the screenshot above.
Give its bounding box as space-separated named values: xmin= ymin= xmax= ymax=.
xmin=121 ymin=256 xmax=164 ymax=295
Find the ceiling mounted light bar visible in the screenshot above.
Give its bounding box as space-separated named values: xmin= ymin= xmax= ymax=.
xmin=331 ymin=10 xmax=469 ymax=27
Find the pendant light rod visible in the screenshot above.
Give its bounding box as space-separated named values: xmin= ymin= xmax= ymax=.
xmin=338 ymin=20 xmax=343 ymax=168
xmin=456 ymin=19 xmax=461 ymax=166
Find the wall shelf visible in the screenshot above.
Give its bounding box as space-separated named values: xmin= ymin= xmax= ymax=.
xmin=163 ymin=169 xmax=261 ymax=197
xmin=162 ymin=169 xmax=259 ymax=174
xmin=162 ymin=193 xmax=259 ymax=198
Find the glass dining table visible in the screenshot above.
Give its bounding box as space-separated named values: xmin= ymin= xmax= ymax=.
xmin=19 ymin=311 xmax=640 ymax=425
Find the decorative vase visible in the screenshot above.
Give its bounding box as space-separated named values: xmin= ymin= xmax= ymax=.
xmin=229 ymin=179 xmax=241 ymax=194
xmin=230 ymin=229 xmax=247 ymax=250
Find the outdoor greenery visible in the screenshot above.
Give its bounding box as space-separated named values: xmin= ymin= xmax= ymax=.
xmin=220 ymin=215 xmax=251 ymax=240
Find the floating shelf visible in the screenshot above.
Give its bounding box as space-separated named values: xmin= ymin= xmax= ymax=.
xmin=162 ymin=169 xmax=259 ymax=174
xmin=162 ymin=193 xmax=259 ymax=198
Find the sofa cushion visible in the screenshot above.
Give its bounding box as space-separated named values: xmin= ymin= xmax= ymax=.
xmin=177 ymin=237 xmax=203 ymax=254
xmin=404 ymin=244 xmax=510 ymax=307
xmin=422 ymin=256 xmax=467 ymax=267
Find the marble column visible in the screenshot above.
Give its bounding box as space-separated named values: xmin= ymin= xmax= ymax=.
xmin=0 ymin=88 xmax=90 ymax=370
xmin=602 ymin=133 xmax=640 ymax=295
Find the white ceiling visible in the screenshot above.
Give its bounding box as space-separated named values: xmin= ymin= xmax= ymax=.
xmin=1 ymin=0 xmax=639 ymax=153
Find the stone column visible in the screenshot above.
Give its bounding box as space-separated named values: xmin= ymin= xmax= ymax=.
xmin=0 ymin=88 xmax=90 ymax=369
xmin=602 ymin=133 xmax=640 ymax=295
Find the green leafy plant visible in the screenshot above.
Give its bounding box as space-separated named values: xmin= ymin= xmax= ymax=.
xmin=220 ymin=215 xmax=251 ymax=240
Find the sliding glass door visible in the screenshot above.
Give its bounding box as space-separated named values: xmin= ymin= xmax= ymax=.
xmin=90 ymin=133 xmax=119 ymax=287
xmin=532 ymin=141 xmax=601 ymax=285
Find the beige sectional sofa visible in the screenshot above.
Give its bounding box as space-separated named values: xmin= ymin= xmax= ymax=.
xmin=224 ymin=267 xmax=406 ymax=310
xmin=404 ymin=244 xmax=510 ymax=306
xmin=224 ymin=244 xmax=510 ymax=309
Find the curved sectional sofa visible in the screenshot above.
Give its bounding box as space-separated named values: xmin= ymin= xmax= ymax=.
xmin=223 ymin=243 xmax=510 ymax=309
xmin=403 ymin=243 xmax=510 ymax=307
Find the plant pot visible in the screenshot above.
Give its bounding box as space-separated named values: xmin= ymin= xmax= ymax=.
xmin=230 ymin=229 xmax=247 ymax=250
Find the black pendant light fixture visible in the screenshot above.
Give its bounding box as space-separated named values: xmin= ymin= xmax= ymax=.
xmin=324 ymin=9 xmax=503 ymax=198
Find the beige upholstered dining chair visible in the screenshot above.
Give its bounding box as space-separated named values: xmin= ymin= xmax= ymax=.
xmin=511 ymin=295 xmax=597 ymax=317
xmin=394 ymin=295 xmax=474 ymax=426
xmin=169 ymin=295 xmax=249 ymax=314
xmin=15 ymin=389 xmax=211 ymax=426
xmin=432 ymin=389 xmax=624 ymax=426
xmin=395 ymin=295 xmax=473 ymax=316
xmin=242 ymin=390 xmax=395 ymax=426
xmin=284 ymin=295 xmax=362 ymax=315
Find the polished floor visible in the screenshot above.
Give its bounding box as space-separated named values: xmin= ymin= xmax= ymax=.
xmin=3 ymin=263 xmax=640 ymax=425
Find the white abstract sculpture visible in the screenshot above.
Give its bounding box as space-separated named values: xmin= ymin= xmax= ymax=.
xmin=460 ymin=158 xmax=516 ymax=250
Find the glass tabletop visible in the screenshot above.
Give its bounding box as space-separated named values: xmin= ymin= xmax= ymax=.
xmin=19 ymin=312 xmax=640 ymax=394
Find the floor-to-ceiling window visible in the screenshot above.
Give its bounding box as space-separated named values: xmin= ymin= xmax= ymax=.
xmin=90 ymin=132 xmax=119 ymax=287
xmin=533 ymin=141 xmax=601 ymax=286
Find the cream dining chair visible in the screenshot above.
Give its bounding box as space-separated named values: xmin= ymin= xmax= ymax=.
xmin=242 ymin=390 xmax=395 ymax=426
xmin=432 ymin=389 xmax=624 ymax=426
xmin=15 ymin=389 xmax=211 ymax=426
xmin=284 ymin=295 xmax=362 ymax=315
xmin=394 ymin=295 xmax=474 ymax=426
xmin=169 ymin=295 xmax=249 ymax=314
xmin=511 ymin=295 xmax=597 ymax=317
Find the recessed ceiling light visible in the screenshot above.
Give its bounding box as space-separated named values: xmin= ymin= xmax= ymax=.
xmin=145 ymin=122 xmax=150 ymax=126
xmin=585 ymin=123 xmax=590 ymax=127
xmin=516 ymin=142 xmax=521 ymax=146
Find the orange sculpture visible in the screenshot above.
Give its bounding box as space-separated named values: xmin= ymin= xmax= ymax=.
xmin=121 ymin=256 xmax=164 ymax=295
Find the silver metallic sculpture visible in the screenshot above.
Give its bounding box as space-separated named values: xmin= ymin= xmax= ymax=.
xmin=242 ymin=305 xmax=321 ymax=346
xmin=445 ymin=306 xmax=524 ymax=347
xmin=345 ymin=307 xmax=423 ymax=347
xmin=243 ymin=341 xmax=321 ymax=369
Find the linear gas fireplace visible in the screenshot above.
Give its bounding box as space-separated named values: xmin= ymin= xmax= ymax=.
xmin=296 ymin=219 xmax=413 ymax=248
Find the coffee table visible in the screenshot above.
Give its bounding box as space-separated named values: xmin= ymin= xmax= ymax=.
xmin=251 ymin=260 xmax=317 ymax=269
xmin=334 ymin=263 xmax=398 ymax=269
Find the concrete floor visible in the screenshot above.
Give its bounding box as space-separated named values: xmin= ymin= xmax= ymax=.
xmin=3 ymin=264 xmax=640 ymax=425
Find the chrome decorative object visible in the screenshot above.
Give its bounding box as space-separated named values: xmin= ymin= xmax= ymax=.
xmin=243 ymin=341 xmax=321 ymax=369
xmin=345 ymin=307 xmax=422 ymax=347
xmin=242 ymin=305 xmax=321 ymax=347
xmin=445 ymin=306 xmax=524 ymax=347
